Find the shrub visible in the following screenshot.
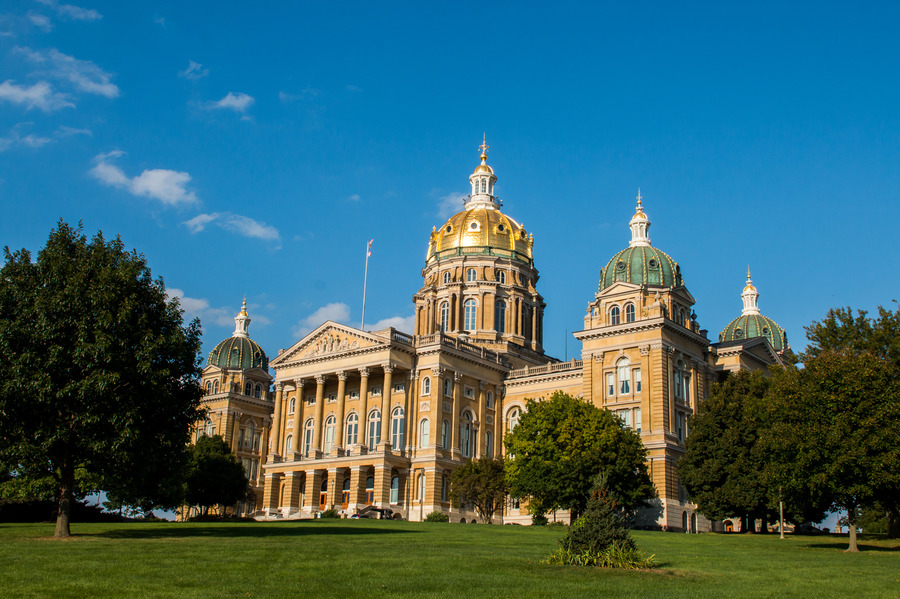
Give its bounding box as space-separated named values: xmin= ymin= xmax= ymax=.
xmin=424 ymin=511 xmax=449 ymax=522
xmin=319 ymin=508 xmax=339 ymax=519
xmin=544 ymin=542 xmax=656 ymax=569
xmin=531 ymin=512 xmax=548 ymax=526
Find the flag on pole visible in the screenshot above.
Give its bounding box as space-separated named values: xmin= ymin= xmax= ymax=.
xmin=367 ymin=239 xmax=374 ymax=257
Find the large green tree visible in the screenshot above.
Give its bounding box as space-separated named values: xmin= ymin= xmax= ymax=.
xmin=449 ymin=457 xmax=508 ymax=523
xmin=765 ymin=350 xmax=900 ymax=551
xmin=183 ymin=435 xmax=249 ymax=516
xmin=504 ymin=392 xmax=655 ymax=519
xmin=0 ymin=222 xmax=205 ymax=537
xmin=678 ymin=370 xmax=777 ymax=532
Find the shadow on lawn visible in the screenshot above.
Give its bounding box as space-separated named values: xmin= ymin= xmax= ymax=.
xmin=90 ymin=522 xmax=422 ymax=540
xmin=805 ymin=542 xmax=900 ymax=553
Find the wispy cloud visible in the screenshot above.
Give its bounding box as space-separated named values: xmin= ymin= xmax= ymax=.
xmin=56 ymin=124 xmax=91 ymax=136
xmin=345 ymin=84 xmax=362 ymax=93
xmin=294 ymin=303 xmax=351 ymax=338
xmin=207 ymin=91 xmax=254 ymax=112
xmin=279 ymin=86 xmax=319 ymax=102
xmin=183 ymin=212 xmax=281 ymax=245
xmin=368 ymin=314 xmax=415 ymax=334
xmin=347 ymin=193 xmax=361 ymax=202
xmin=0 ymin=80 xmax=73 ymax=111
xmin=437 ymin=191 xmax=466 ymax=219
xmin=89 ymin=151 xmax=197 ymax=206
xmin=35 ymin=0 xmax=102 ymax=22
xmin=178 ymin=60 xmax=208 ymax=80
xmin=26 ymin=12 xmax=53 ymax=32
xmin=167 ymin=288 xmax=237 ymax=328
xmin=0 ymin=123 xmax=52 ymax=151
xmin=18 ymin=46 xmax=118 ymax=98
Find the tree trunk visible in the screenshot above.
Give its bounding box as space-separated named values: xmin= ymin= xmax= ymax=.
xmin=846 ymin=506 xmax=860 ymax=552
xmin=886 ymin=504 xmax=900 ymax=539
xmin=55 ymin=457 xmax=74 ymax=539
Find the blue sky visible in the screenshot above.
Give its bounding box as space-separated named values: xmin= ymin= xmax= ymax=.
xmin=2 ymin=1 xmax=899 ymax=365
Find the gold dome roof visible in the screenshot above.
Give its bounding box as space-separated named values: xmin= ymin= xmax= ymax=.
xmin=474 ymin=163 xmax=494 ymax=174
xmin=427 ymin=207 xmax=533 ymax=265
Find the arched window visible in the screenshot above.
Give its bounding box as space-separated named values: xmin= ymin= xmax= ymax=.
xmin=391 ymin=406 xmax=405 ymax=449
xmin=420 ymin=418 xmax=430 ymax=447
xmin=205 ymin=381 xmax=211 ymax=394
xmin=346 ymin=412 xmax=359 ymax=447
xmin=342 ymin=478 xmax=350 ymax=508
xmin=617 ymin=358 xmax=631 ymax=394
xmin=367 ymin=409 xmax=382 ymax=451
xmin=495 ymin=300 xmax=506 ymax=334
xmin=460 ymin=411 xmax=473 ymax=458
xmin=254 ymin=384 xmax=262 ymax=398
xmin=244 ymin=382 xmax=252 ymax=396
xmin=390 ymin=475 xmax=400 ymax=504
xmin=289 ymin=397 xmax=296 ymax=415
xmin=416 ymin=472 xmax=425 ymax=501
xmin=323 ymin=415 xmax=336 ymax=455
xmin=625 ymin=303 xmax=636 ymax=323
xmin=464 ymin=299 xmax=477 ymax=331
xmin=610 ymin=305 xmax=621 ymax=326
xmin=486 ymin=391 xmax=494 ymax=409
xmin=480 ymin=179 xmax=486 ymax=193
xmin=213 ymin=380 xmax=219 ymax=394
xmin=442 ymin=271 xmax=451 ymax=285
xmin=508 ymin=407 xmax=521 ymax=431
xmin=365 ymin=475 xmax=375 ymax=505
xmin=421 ymin=376 xmax=431 ymax=395
xmin=285 ymin=434 xmax=293 ymax=452
xmin=439 ymin=302 xmax=449 ymax=332
xmin=441 ymin=419 xmax=450 ymax=449
xmin=680 ymin=309 xmax=687 ymax=326
xmin=496 ymin=270 xmax=506 ymax=284
xmin=443 ymin=377 xmax=452 ymax=396
xmin=303 ymin=419 xmax=314 ymax=456
xmin=485 ymin=431 xmax=494 ymax=458
xmin=466 ymin=268 xmax=477 ymax=282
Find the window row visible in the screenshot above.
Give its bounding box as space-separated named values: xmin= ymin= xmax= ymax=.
xmin=608 ymin=303 xmax=637 ymax=325
xmin=419 ymin=414 xmax=495 ymax=458
xmin=606 ymin=358 xmax=642 ymax=397
xmin=614 ymin=407 xmax=642 ymax=434
xmin=285 ymin=385 xmax=395 ymax=414
xmin=438 ymin=298 xmax=507 ymax=333
xmin=441 ymin=269 xmax=509 ymax=285
xmin=420 ymin=377 xmax=495 ymax=407
xmin=204 ymin=380 xmax=266 ymax=399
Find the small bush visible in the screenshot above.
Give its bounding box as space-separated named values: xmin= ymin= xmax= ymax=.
xmin=424 ymin=511 xmax=449 ymax=522
xmin=319 ymin=508 xmax=340 ymax=519
xmin=544 ymin=542 xmax=656 ymax=569
xmin=531 ymin=512 xmax=548 ymax=526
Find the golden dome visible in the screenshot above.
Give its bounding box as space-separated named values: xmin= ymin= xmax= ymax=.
xmin=427 ymin=207 xmax=533 ymax=265
xmin=473 ymin=163 xmax=494 ymax=174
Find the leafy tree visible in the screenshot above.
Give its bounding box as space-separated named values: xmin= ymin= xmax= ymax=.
xmin=184 ymin=435 xmax=249 ymax=516
xmin=679 ymin=370 xmax=779 ymax=531
xmin=504 ymin=392 xmax=655 ymax=520
xmin=803 ymin=305 xmax=900 ymax=538
xmin=765 ymin=350 xmax=900 ymax=551
xmin=0 ymin=222 xmax=205 ymax=538
xmin=449 ymin=457 xmax=508 ymax=523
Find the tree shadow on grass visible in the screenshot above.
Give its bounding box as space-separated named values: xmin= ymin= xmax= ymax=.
xmin=90 ymin=522 xmax=423 ymax=540
xmin=805 ymin=542 xmax=900 ymax=553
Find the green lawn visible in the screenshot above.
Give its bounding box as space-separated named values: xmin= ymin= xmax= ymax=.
xmin=1 ymin=520 xmax=897 ymax=598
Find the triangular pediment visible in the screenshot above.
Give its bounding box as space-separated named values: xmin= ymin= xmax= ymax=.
xmin=270 ymin=321 xmax=388 ymax=366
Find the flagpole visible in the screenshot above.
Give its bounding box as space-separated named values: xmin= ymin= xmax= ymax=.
xmin=361 ymin=239 xmax=373 ymax=331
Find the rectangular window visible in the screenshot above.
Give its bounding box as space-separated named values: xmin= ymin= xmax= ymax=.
xmin=328 ymin=394 xmax=337 ymax=403
xmin=464 ymin=386 xmax=475 ymax=398
xmin=617 ymin=408 xmax=632 ymax=429
xmin=607 ymin=373 xmax=615 ymax=397
xmin=371 ymin=386 xmax=382 ymax=396
xmin=393 ymin=383 xmax=405 ymax=393
xmin=634 ymin=408 xmax=642 ymax=434
xmin=684 ymin=374 xmax=691 ymax=404
xmin=676 ymin=412 xmax=685 ymax=441
xmin=252 ymin=432 xmax=261 ymax=451
xmin=634 ymin=369 xmax=641 ymax=393
xmin=349 ymin=390 xmax=359 ymax=400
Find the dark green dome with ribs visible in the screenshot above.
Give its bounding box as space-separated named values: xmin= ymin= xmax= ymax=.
xmin=599 ymin=245 xmax=682 ymax=290
xmin=207 ymin=335 xmax=268 ymax=369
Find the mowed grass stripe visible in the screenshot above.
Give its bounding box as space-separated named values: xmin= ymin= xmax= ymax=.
xmin=0 ymin=520 xmax=897 ymax=598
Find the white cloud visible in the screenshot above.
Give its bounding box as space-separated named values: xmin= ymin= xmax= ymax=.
xmin=208 ymin=92 xmax=254 ymax=112
xmin=179 ymin=60 xmax=208 ymax=80
xmin=18 ymin=46 xmax=117 ymax=98
xmin=36 ymin=0 xmax=102 ymax=21
xmin=345 ymin=84 xmax=362 ymax=93
xmin=279 ymin=86 xmax=319 ymax=102
xmin=56 ymin=125 xmax=91 ymax=136
xmin=167 ymin=288 xmax=236 ymax=328
xmin=0 ymin=122 xmax=53 ymax=151
xmin=347 ymin=193 xmax=360 ymax=202
xmin=437 ymin=191 xmax=466 ymax=219
xmin=89 ymin=151 xmax=197 ymax=206
xmin=27 ymin=12 xmax=53 ymax=31
xmin=294 ymin=303 xmax=351 ymax=338
xmin=0 ymin=80 xmax=73 ymax=111
xmin=368 ymin=314 xmax=415 ymax=334
xmin=183 ymin=212 xmax=281 ymax=244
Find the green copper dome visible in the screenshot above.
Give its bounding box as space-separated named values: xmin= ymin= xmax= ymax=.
xmin=719 ymin=314 xmax=788 ymax=352
xmin=207 ymin=336 xmax=269 ymax=370
xmin=599 ymin=246 xmax=682 ymax=290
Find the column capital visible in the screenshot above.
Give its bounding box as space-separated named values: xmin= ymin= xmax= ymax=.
xmin=479 ymin=381 xmax=487 ymax=391
xmin=432 ymin=366 xmax=445 ymax=378
xmin=454 ymin=372 xmax=463 ymax=382
xmin=382 ymin=362 xmax=394 ymax=373
xmin=276 ymin=381 xmax=285 ymax=391
xmin=315 ymin=374 xmax=326 ymax=384
xmin=294 ymin=378 xmax=305 ymax=389
xmin=358 ymin=367 xmax=370 ymax=377
xmin=337 ymin=371 xmax=348 ymax=381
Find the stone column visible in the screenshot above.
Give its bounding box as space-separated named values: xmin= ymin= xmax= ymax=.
xmin=334 ymin=371 xmax=347 ymax=455
xmin=262 ymin=472 xmax=282 ymax=514
xmin=477 ymin=381 xmax=487 ymax=458
xmin=531 ymin=295 xmax=539 ymax=349
xmin=451 ymin=372 xmax=463 ymax=454
xmin=313 ymin=375 xmax=326 ymax=452
xmin=432 ymin=366 xmax=444 ymax=448
xmin=359 ymin=367 xmax=371 ymax=447
xmin=327 ymin=467 xmax=339 ymax=510
xmin=259 ymin=425 xmax=269 ymax=469
xmin=374 ymin=464 xmax=393 ymax=509
xmin=349 ymin=466 xmax=365 ymax=512
xmin=381 ymin=364 xmax=393 ymax=448
xmin=284 ymin=471 xmax=303 ymax=514
xmin=406 ymin=371 xmax=415 ymax=451
xmin=271 ymin=383 xmax=284 ymax=454
xmin=291 ymin=380 xmax=305 ymax=455
xmin=305 ymin=469 xmax=323 ymax=514
xmin=230 ymin=412 xmax=241 ymax=453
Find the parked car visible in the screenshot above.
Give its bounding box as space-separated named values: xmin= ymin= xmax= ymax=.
xmin=350 ymin=506 xmax=402 ymax=520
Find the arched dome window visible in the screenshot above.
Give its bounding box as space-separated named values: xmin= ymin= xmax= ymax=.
xmin=367 ymin=409 xmax=382 ymax=451
xmin=244 ymin=382 xmax=252 ymax=396
xmin=440 ymin=302 xmax=449 ymax=332
xmin=617 ymin=358 xmax=631 ymax=395
xmin=625 ymin=303 xmax=636 ymax=323
xmin=610 ymin=305 xmax=621 ymax=326
xmin=508 ymin=407 xmax=521 ymax=431
xmin=480 ymin=179 xmax=487 ymax=193
xmin=420 ymin=418 xmax=430 ymax=447
xmin=443 ymin=377 xmax=452 ymax=396
xmin=254 ymin=384 xmax=262 ymax=398
xmin=495 ymin=300 xmax=506 ymax=334
xmin=496 ymin=270 xmax=506 ymax=284
xmin=466 ymin=268 xmax=477 ymax=282
xmin=205 ymin=381 xmax=211 ymax=394
xmin=443 ymin=271 xmax=451 ymax=285
xmin=288 ymin=397 xmax=296 ymax=415
xmin=464 ymin=299 xmax=477 ymax=331
xmin=391 ymin=406 xmax=405 ymax=449
xmin=345 ymin=412 xmax=359 ymax=447
xmin=285 ymin=434 xmax=293 ymax=452
xmin=421 ymin=376 xmax=431 ymax=395
xmin=213 ymin=380 xmax=219 ymax=394
xmin=303 ymin=419 xmax=315 ymax=456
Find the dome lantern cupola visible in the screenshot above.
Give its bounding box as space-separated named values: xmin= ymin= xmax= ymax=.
xmin=741 ymin=267 xmax=760 ymax=315
xmin=467 ymin=134 xmax=500 ymax=210
xmin=629 ymin=189 xmax=651 ymax=247
xmin=207 ymin=299 xmax=269 ymax=370
xmin=233 ymin=296 xmax=251 ymax=337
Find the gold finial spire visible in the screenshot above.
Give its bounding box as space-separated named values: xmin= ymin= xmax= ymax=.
xmin=479 ymin=133 xmax=489 ymax=162
xmin=636 ymin=188 xmax=643 ymax=209
xmin=747 ymin=265 xmax=752 ymax=282
xmin=239 ymin=295 xmax=249 ymax=316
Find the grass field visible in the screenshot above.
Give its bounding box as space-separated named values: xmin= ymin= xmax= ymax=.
xmin=1 ymin=520 xmax=897 ymax=598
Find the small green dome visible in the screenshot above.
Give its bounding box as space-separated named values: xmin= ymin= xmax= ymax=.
xmin=599 ymin=246 xmax=682 ymax=290
xmin=207 ymin=336 xmax=268 ymax=370
xmin=719 ymin=314 xmax=788 ymax=352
